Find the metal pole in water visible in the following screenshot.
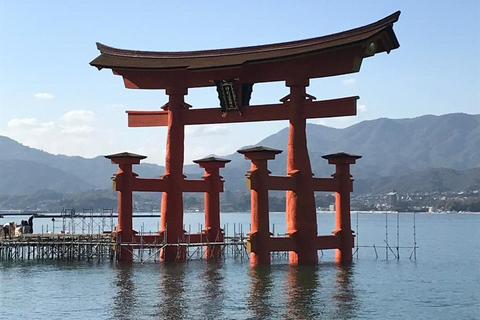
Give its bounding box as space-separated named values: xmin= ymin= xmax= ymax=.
xmin=410 ymin=211 xmax=417 ymax=260
xmin=385 ymin=212 xmax=388 ymax=260
xmin=414 ymin=211 xmax=417 ymax=260
xmin=141 ymin=223 xmax=144 ymax=262
xmin=396 ymin=211 xmax=400 ymax=260
xmin=356 ymin=211 xmax=359 ymax=259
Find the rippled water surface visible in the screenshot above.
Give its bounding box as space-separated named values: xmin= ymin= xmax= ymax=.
xmin=0 ymin=213 xmax=478 ymax=320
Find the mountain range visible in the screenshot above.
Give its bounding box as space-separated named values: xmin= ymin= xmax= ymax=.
xmin=1 ymin=113 xmax=479 ymax=196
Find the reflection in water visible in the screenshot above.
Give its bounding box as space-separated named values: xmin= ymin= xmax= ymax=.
xmin=110 ymin=261 xmax=358 ymax=319
xmin=248 ymin=265 xmax=274 ymax=319
xmin=282 ymin=264 xmax=360 ymax=319
xmin=157 ymin=263 xmax=187 ymax=319
xmin=332 ymin=264 xmax=359 ymax=319
xmin=200 ymin=261 xmax=226 ymax=319
xmin=284 ymin=265 xmax=320 ymax=320
xmin=112 ymin=263 xmax=138 ymax=320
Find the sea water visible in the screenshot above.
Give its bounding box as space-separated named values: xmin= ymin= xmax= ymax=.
xmin=0 ymin=212 xmax=478 ymax=319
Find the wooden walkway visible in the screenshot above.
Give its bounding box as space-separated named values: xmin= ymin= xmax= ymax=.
xmin=0 ymin=233 xmax=250 ymax=263
xmin=0 ymin=234 xmax=114 ymax=262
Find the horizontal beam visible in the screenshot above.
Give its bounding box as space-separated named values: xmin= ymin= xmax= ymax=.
xmin=128 ymin=111 xmax=169 ymax=126
xmin=183 ymin=180 xmax=209 ymax=192
xmin=269 ymin=236 xmax=297 ymax=252
xmin=267 ymin=176 xmax=295 ymax=191
xmin=131 ymin=176 xmax=347 ymax=193
xmin=316 ymin=235 xmax=341 ymax=250
xmin=254 ymin=235 xmax=341 ymax=252
xmin=127 ymin=96 xmax=358 ymax=127
xmin=312 ymin=178 xmax=340 ymax=192
xmin=132 ymin=178 xmax=169 ymax=192
xmin=119 ymin=178 xmax=220 ymax=193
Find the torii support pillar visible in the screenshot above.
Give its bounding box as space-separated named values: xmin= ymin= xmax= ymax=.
xmin=160 ymin=87 xmax=188 ymax=262
xmin=238 ymin=146 xmax=282 ymax=265
xmin=322 ymin=152 xmax=362 ymax=265
xmin=193 ymin=156 xmax=230 ymax=259
xmin=105 ymin=152 xmax=147 ymax=262
xmin=286 ymin=78 xmax=318 ymax=264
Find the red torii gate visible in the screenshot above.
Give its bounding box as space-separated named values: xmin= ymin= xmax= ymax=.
xmin=238 ymin=147 xmax=361 ymax=265
xmin=105 ymin=152 xmax=229 ymax=262
xmin=92 ymin=12 xmax=400 ymax=264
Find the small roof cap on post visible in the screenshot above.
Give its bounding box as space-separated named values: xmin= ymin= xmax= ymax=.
xmin=322 ymin=152 xmax=362 ymax=164
xmin=237 ymin=146 xmax=282 ymax=155
xmin=322 ymin=152 xmax=361 ymax=160
xmin=105 ymin=152 xmax=147 ymax=160
xmin=105 ymin=152 xmax=147 ymax=165
xmin=237 ymin=146 xmax=282 ymax=160
xmin=193 ymin=156 xmax=231 ymax=164
xmin=193 ymin=156 xmax=231 ymax=168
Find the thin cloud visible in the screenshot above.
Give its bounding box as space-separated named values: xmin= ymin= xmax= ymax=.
xmin=60 ymin=125 xmax=95 ymax=135
xmin=7 ymin=118 xmax=38 ymax=127
xmin=203 ymin=125 xmax=228 ymax=134
xmin=186 ymin=124 xmax=228 ymax=136
xmin=34 ymin=93 xmax=55 ymax=99
xmin=342 ymin=78 xmax=356 ymax=85
xmin=32 ymin=121 xmax=55 ymax=134
xmin=60 ymin=110 xmax=96 ymax=123
xmin=358 ymin=104 xmax=367 ymax=113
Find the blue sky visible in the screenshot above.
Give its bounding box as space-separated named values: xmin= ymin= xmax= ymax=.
xmin=0 ymin=1 xmax=478 ymax=165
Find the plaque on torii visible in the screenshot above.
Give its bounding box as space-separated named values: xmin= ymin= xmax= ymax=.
xmin=92 ymin=12 xmax=400 ymax=264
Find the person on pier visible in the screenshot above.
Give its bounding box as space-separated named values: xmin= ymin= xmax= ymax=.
xmin=2 ymin=222 xmax=13 ymax=239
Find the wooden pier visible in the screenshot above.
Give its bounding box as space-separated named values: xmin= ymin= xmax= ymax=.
xmin=0 ymin=233 xmax=249 ymax=263
xmin=0 ymin=234 xmax=114 ymax=262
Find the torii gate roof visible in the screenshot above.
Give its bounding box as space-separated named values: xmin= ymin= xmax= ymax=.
xmin=90 ymin=11 xmax=400 ymax=89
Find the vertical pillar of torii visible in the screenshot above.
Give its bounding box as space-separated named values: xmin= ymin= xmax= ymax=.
xmin=238 ymin=147 xmax=282 ymax=265
xmin=285 ymin=78 xmax=318 ymax=264
xmin=160 ymin=87 xmax=188 ymax=261
xmin=105 ymin=152 xmax=146 ymax=262
xmin=322 ymin=152 xmax=362 ymax=264
xmin=193 ymin=157 xmax=230 ymax=259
